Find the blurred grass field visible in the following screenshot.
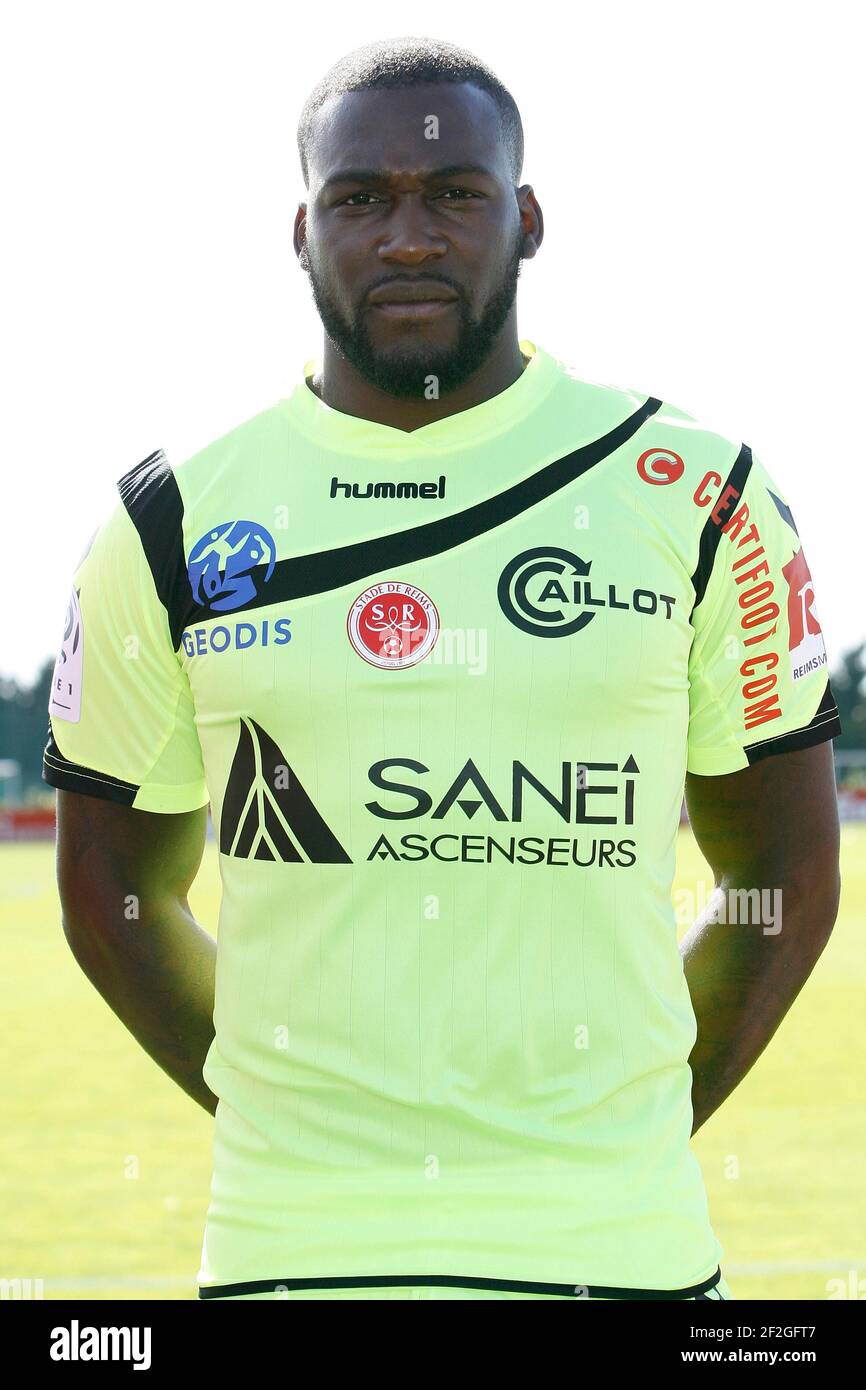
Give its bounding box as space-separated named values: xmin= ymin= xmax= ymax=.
xmin=1 ymin=824 xmax=864 ymax=1301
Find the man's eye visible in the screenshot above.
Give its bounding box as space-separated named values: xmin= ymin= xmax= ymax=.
xmin=337 ymin=194 xmax=389 ymax=207
xmin=336 ymin=188 xmax=478 ymax=207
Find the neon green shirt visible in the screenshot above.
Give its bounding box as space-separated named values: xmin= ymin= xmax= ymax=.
xmin=43 ymin=341 xmax=842 ymax=1296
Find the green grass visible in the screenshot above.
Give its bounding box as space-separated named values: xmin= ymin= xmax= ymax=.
xmin=1 ymin=825 xmax=864 ymax=1301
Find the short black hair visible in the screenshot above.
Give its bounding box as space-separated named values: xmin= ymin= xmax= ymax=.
xmin=297 ymin=36 xmax=524 ymax=188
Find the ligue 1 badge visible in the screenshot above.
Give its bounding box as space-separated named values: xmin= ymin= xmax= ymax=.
xmin=347 ymin=581 xmax=440 ymax=669
xmin=49 ymin=586 xmax=84 ymax=722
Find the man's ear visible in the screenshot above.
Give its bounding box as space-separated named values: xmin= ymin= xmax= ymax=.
xmin=293 ymin=203 xmax=309 ymax=268
xmin=516 ymin=185 xmax=544 ymax=259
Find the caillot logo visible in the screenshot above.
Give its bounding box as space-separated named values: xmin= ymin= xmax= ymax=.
xmin=220 ymin=716 xmax=351 ymax=862
xmin=498 ymin=547 xmax=676 ymax=638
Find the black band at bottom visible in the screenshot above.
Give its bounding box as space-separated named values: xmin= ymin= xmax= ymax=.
xmin=198 ymin=1266 xmax=723 ymax=1301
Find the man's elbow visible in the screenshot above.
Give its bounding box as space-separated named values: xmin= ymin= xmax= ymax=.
xmin=781 ymin=858 xmax=841 ymax=951
xmin=60 ymin=903 xmax=98 ymax=968
xmin=58 ymin=886 xmax=114 ymax=969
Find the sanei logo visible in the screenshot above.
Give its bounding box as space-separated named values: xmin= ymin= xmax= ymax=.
xmin=364 ymin=755 xmax=639 ymax=866
xmin=218 ymin=718 xmax=641 ymax=869
xmin=498 ymin=547 xmax=676 ymax=638
xmin=330 ymin=475 xmax=446 ymax=499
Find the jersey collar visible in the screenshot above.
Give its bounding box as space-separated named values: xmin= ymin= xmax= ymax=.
xmin=281 ymin=340 xmax=561 ymax=455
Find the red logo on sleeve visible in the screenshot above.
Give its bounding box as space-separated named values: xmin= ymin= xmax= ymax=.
xmin=781 ymin=547 xmax=828 ymax=679
xmin=636 ymin=448 xmax=685 ymax=485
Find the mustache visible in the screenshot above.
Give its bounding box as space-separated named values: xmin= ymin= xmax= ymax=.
xmin=362 ymin=274 xmax=463 ymax=302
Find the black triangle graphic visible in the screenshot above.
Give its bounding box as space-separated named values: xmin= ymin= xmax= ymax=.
xmin=221 ymin=720 xmax=258 ymax=855
xmin=235 ymin=792 xmax=261 ymax=859
xmin=456 ymin=799 xmax=482 ymax=819
xmin=249 ymin=718 xmax=351 ymax=863
xmin=219 ymin=716 xmax=351 ymax=863
xmin=263 ymin=792 xmax=303 ymax=861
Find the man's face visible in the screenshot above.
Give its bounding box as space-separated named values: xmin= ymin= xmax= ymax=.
xmin=297 ymin=82 xmax=530 ymax=398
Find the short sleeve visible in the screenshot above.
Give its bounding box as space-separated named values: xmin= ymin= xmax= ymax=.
xmin=42 ymin=495 xmax=209 ymax=813
xmin=686 ymin=450 xmax=842 ymax=775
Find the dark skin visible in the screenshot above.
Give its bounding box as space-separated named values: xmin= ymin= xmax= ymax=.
xmin=292 ymin=83 xmax=543 ymax=431
xmin=683 ymin=743 xmax=840 ymax=1133
xmin=57 ymin=81 xmax=841 ymax=1133
xmin=57 ymin=794 xmax=216 ymax=1114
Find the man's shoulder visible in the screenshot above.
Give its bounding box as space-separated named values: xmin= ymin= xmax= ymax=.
xmin=544 ymin=347 xmax=739 ymax=455
xmin=97 ymin=403 xmax=286 ymax=569
xmin=547 ymin=351 xmax=749 ymax=492
xmin=169 ymin=399 xmax=289 ymax=490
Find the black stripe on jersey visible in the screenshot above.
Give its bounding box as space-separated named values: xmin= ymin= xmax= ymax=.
xmin=121 ymin=403 xmax=662 ymax=647
xmin=193 ymin=396 xmax=661 ymax=620
xmin=744 ymin=678 xmax=843 ymax=765
xmin=198 ymin=1266 xmax=723 ymax=1300
xmin=117 ymin=449 xmax=191 ymax=649
xmin=42 ymin=724 xmax=139 ymax=805
xmin=689 ymin=442 xmax=754 ymax=611
xmin=768 ymin=488 xmax=799 ymax=536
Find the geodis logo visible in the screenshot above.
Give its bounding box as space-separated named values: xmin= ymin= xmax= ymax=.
xmin=497 ymin=547 xmax=676 ymax=638
xmin=347 ymin=580 xmax=440 ymax=668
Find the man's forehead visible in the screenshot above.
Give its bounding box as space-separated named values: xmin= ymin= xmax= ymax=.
xmin=308 ymin=82 xmax=507 ymax=185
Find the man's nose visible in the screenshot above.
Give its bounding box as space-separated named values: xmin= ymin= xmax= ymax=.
xmin=377 ymin=197 xmax=447 ymax=264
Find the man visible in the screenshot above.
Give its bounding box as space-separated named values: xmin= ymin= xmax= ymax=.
xmin=44 ymin=37 xmax=842 ymax=1302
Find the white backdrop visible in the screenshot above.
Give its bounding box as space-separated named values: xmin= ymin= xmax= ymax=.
xmin=3 ymin=0 xmax=863 ymax=683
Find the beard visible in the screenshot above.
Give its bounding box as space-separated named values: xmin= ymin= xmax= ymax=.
xmin=301 ymin=228 xmax=524 ymax=400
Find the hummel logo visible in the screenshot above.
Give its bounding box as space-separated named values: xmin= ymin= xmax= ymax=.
xmin=330 ymin=476 xmax=446 ymax=500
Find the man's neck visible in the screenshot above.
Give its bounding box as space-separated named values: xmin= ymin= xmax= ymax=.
xmin=309 ymin=324 xmax=529 ymax=433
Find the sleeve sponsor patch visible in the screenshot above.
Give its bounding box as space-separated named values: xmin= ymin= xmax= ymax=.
xmin=48 ymin=586 xmax=84 ymax=723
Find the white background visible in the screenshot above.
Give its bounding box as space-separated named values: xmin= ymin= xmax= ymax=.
xmin=3 ymin=0 xmax=864 ymax=684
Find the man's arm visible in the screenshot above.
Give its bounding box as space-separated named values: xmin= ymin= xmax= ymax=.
xmin=55 ymin=789 xmax=218 ymax=1114
xmin=681 ymin=741 xmax=841 ymax=1135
